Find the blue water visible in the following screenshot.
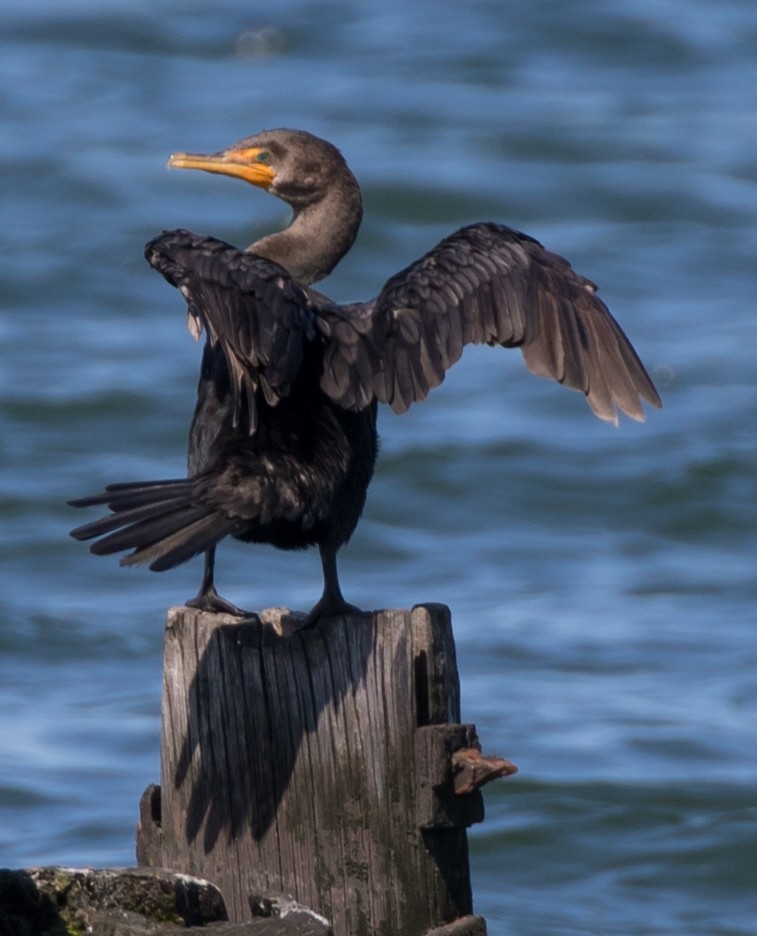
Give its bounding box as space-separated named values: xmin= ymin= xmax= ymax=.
xmin=2 ymin=1 xmax=756 ymax=933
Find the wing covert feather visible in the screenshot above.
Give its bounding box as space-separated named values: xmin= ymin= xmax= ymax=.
xmin=146 ymin=229 xmax=317 ymax=433
xmin=317 ymin=222 xmax=660 ymax=423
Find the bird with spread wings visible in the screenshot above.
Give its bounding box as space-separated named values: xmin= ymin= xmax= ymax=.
xmin=71 ymin=129 xmax=660 ymax=625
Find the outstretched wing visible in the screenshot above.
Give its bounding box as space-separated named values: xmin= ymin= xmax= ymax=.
xmin=317 ymin=222 xmax=661 ymax=423
xmin=146 ymin=229 xmax=317 ymax=433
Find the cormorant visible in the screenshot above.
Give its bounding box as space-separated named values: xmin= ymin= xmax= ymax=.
xmin=70 ymin=128 xmax=661 ymax=624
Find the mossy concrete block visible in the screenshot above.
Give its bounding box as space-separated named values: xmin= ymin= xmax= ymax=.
xmin=0 ymin=867 xmax=333 ymax=935
xmin=0 ymin=867 xmax=226 ymax=935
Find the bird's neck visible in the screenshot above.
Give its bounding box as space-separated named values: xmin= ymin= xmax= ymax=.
xmin=249 ymin=175 xmax=363 ymax=286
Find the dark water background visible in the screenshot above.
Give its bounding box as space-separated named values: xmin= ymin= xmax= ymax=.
xmin=2 ymin=1 xmax=756 ymax=933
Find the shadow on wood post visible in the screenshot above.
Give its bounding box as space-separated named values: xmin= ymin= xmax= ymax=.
xmin=136 ymin=603 xmax=514 ymax=935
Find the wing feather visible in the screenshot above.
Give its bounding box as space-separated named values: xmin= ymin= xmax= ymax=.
xmin=317 ymin=222 xmax=660 ymax=423
xmin=146 ymin=229 xmax=317 ymax=434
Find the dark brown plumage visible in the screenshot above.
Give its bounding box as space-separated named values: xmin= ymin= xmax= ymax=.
xmin=70 ymin=128 xmax=661 ymax=624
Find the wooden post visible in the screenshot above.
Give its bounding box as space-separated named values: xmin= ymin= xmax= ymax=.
xmin=137 ymin=604 xmax=514 ymax=935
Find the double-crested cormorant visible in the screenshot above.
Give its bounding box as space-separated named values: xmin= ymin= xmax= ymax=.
xmin=70 ymin=128 xmax=661 ymax=624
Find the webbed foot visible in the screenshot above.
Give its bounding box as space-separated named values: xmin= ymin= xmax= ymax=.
xmin=186 ymin=585 xmax=259 ymax=621
xmin=301 ymin=597 xmax=364 ymax=630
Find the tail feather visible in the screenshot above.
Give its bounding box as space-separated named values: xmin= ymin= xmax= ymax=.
xmin=128 ymin=513 xmax=239 ymax=572
xmin=69 ymin=479 xmax=192 ymax=511
xmin=70 ymin=495 xmax=195 ymax=541
xmin=90 ymin=504 xmax=214 ymax=556
xmin=69 ymin=477 xmax=234 ymax=573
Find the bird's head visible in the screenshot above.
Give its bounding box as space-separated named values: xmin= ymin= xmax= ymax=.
xmin=166 ymin=128 xmax=362 ymax=283
xmin=167 ymin=128 xmax=354 ymax=213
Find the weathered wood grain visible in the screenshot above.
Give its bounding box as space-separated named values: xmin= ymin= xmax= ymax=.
xmin=139 ymin=603 xmax=491 ymax=935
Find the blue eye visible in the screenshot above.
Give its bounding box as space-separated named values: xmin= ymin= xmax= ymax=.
xmin=256 ymin=151 xmax=271 ymax=163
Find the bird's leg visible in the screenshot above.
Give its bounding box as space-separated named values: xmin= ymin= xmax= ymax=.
xmin=302 ymin=543 xmax=363 ymax=628
xmin=185 ymin=547 xmax=258 ymax=619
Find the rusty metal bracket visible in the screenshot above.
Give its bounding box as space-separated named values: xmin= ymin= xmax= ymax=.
xmin=451 ymin=747 xmax=517 ymax=795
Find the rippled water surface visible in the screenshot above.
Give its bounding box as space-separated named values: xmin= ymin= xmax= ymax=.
xmin=2 ymin=1 xmax=756 ymax=933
